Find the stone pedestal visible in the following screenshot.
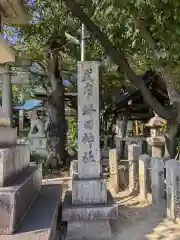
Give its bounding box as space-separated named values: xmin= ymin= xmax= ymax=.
xmin=28 ymin=116 xmax=48 ymax=158
xmin=147 ymin=136 xmax=165 ymax=158
xmin=62 ymin=61 xmax=118 ymax=240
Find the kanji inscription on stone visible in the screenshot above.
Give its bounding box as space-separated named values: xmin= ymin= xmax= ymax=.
xmin=77 ymin=61 xmax=101 ymax=178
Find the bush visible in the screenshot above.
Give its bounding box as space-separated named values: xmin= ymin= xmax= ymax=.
xmin=66 ymin=118 xmax=78 ymax=153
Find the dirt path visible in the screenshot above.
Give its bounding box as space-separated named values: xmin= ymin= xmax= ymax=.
xmin=112 ymin=191 xmax=180 ymax=240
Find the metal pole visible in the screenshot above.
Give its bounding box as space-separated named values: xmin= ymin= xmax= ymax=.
xmin=81 ymin=23 xmax=86 ymax=61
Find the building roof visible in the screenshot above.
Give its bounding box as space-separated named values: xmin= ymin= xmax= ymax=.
xmin=104 ymin=71 xmax=169 ymax=120
xmin=14 ymin=99 xmax=43 ymax=111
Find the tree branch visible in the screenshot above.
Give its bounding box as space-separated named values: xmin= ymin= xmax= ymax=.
xmin=62 ymin=0 xmax=175 ymax=120
xmin=135 ymin=18 xmax=157 ymax=51
xmin=135 ymin=17 xmax=180 ymax=105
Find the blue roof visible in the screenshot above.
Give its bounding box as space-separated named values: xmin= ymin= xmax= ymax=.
xmin=14 ymin=99 xmax=43 ymax=111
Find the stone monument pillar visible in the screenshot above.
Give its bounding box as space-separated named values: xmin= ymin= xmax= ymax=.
xmin=62 ymin=61 xmax=118 ymax=240
xmin=1 ymin=67 xmax=13 ymax=126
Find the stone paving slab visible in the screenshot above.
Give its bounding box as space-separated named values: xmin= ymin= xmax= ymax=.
xmin=0 ymin=183 xmax=61 ymax=240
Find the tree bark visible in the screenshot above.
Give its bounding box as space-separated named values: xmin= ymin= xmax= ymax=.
xmin=164 ymin=119 xmax=179 ymax=159
xmin=46 ymin=51 xmax=67 ymax=168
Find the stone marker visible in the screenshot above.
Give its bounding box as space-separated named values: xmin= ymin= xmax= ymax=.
xmin=151 ymin=157 xmax=165 ymax=208
xmin=109 ymin=149 xmax=119 ymax=195
xmin=166 ymin=159 xmax=180 ymax=222
xmin=139 ymin=154 xmax=151 ymax=201
xmin=128 ymin=144 xmax=141 ymax=194
xmin=62 ymin=61 xmax=118 ymax=240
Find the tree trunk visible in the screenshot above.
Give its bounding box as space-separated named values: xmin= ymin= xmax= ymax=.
xmin=164 ymin=119 xmax=179 ymax=159
xmin=46 ymin=51 xmax=67 ymax=169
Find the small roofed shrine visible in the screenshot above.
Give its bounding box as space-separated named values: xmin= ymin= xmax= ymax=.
xmin=104 ymin=71 xmax=169 ymax=121
xmin=102 ymin=71 xmax=169 ymax=158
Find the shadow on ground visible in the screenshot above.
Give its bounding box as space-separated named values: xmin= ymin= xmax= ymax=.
xmin=111 ymin=191 xmax=180 ymax=240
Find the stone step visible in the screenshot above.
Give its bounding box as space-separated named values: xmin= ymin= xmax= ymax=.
xmin=62 ymin=190 xmax=118 ymax=222
xmin=0 ymin=144 xmax=30 ymax=187
xmin=0 ymin=165 xmax=42 ymax=235
xmin=0 ymin=182 xmax=61 ymax=240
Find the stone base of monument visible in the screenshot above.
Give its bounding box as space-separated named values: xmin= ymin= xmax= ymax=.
xmin=28 ymin=136 xmax=48 ymax=158
xmin=72 ymin=177 xmax=107 ymax=204
xmin=62 ymin=190 xmax=118 ymax=240
xmin=65 ymin=220 xmax=111 ymax=240
xmin=0 ymin=127 xmax=17 ymax=148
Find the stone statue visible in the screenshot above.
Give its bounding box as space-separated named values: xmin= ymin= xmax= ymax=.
xmin=28 ymin=109 xmax=46 ymax=138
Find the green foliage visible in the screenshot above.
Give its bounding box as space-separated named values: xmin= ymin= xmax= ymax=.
xmin=66 ymin=118 xmax=78 ymax=153
xmin=91 ymin=0 xmax=180 ymax=79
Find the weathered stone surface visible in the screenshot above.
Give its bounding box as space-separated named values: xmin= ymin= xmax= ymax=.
xmin=0 ymin=106 xmax=11 ymax=126
xmin=0 ymin=165 xmax=42 ymax=235
xmin=69 ymin=160 xmax=78 ymax=177
xmin=128 ymin=144 xmax=141 ymax=193
xmin=128 ymin=144 xmax=141 ymax=161
xmin=63 ymin=61 xmax=118 ymax=240
xmin=166 ymin=159 xmax=180 ymax=222
xmin=0 ymin=127 xmax=17 ymax=148
xmin=65 ymin=220 xmax=111 ymax=240
xmin=0 ymin=144 xmax=30 ymax=187
xmin=62 ymin=191 xmax=118 ymax=222
xmin=139 ymin=154 xmax=151 ymax=201
xmin=77 ymin=61 xmax=101 ymax=179
xmin=0 ymin=183 xmax=61 ymax=240
xmin=151 ymin=157 xmax=165 ymax=208
xmin=72 ymin=177 xmax=107 ymax=204
xmin=109 ymin=149 xmax=119 ymax=194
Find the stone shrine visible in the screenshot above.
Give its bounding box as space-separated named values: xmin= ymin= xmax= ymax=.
xmin=62 ymin=61 xmax=118 ymax=240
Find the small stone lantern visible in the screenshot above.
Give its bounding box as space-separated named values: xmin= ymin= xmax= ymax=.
xmin=146 ymin=113 xmax=166 ymax=158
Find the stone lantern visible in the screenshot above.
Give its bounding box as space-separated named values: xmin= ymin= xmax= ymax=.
xmin=146 ymin=113 xmax=166 ymax=157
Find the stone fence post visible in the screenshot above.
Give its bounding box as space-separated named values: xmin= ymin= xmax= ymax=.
xmin=109 ymin=149 xmax=119 ymax=195
xmin=151 ymin=157 xmax=165 ymax=208
xmin=139 ymin=154 xmax=151 ymax=201
xmin=166 ymin=159 xmax=180 ymax=223
xmin=128 ymin=144 xmax=141 ymax=194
